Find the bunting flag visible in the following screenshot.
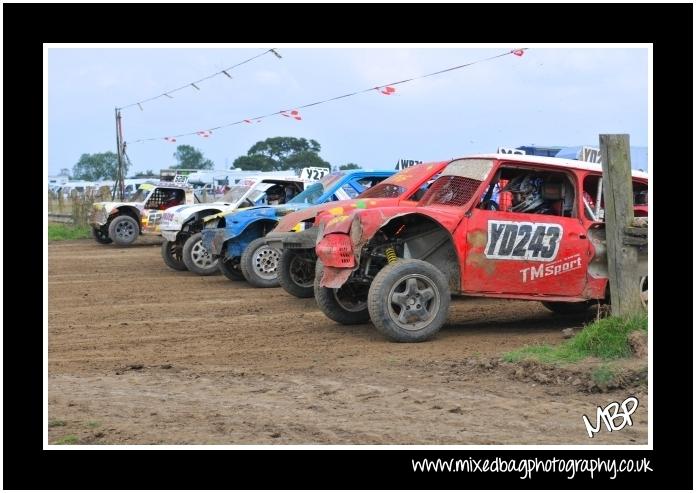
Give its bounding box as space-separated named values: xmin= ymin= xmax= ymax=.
xmin=281 ymin=110 xmax=302 ymax=121
xmin=132 ymin=48 xmax=528 ymax=144
xmin=116 ymin=48 xmax=281 ymax=111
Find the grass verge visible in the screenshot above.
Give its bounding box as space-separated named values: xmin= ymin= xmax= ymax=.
xmin=48 ymin=224 xmax=91 ymax=241
xmin=54 ymin=435 xmax=78 ymax=445
xmin=504 ymin=312 xmax=648 ymax=365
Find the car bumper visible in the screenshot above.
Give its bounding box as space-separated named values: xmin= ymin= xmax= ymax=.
xmin=160 ymin=230 xmax=179 ymax=242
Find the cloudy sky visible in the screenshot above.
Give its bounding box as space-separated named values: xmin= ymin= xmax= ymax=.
xmin=47 ymin=45 xmax=649 ymax=176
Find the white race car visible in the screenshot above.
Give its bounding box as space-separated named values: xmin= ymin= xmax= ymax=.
xmin=89 ymin=182 xmax=195 ymax=246
xmin=158 ymin=175 xmax=311 ymax=275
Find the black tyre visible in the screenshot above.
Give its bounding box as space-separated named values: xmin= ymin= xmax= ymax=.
xmin=92 ymin=226 xmax=112 ymax=244
xmin=367 ymin=259 xmax=450 ymax=342
xmin=182 ymin=232 xmax=219 ymax=276
xmin=218 ymin=256 xmax=244 ymax=281
xmin=541 ymin=301 xmax=594 ymax=314
xmin=314 ymin=260 xmax=370 ymax=325
xmin=161 ymin=240 xmax=187 ymax=271
xmin=240 ymin=237 xmax=281 ymax=288
xmin=278 ymin=249 xmax=315 ymax=298
xmin=108 ymin=215 xmax=139 ymax=246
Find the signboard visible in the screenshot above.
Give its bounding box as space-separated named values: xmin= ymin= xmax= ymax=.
xmin=497 ymin=147 xmax=526 ymax=155
xmin=580 ymin=146 xmax=602 ymax=163
xmin=395 ymin=159 xmax=423 ymax=170
xmin=300 ymin=167 xmax=330 ymax=181
xmin=160 ymin=169 xmax=195 ymax=182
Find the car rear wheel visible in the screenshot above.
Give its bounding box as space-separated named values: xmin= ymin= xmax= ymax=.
xmin=240 ymin=237 xmax=281 ymax=288
xmin=161 ymin=240 xmax=187 ymax=271
xmin=278 ymin=249 xmax=315 ymax=298
xmin=314 ymin=260 xmax=370 ymax=325
xmin=108 ymin=215 xmax=139 ymax=246
xmin=183 ymin=232 xmax=219 ymax=276
xmin=368 ymin=259 xmax=450 ymax=342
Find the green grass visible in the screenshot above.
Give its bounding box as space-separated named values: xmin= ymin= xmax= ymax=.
xmin=49 ymin=419 xmax=67 ymax=428
xmin=54 ymin=435 xmax=78 ymax=445
xmin=48 ymin=224 xmax=91 ymax=241
xmin=86 ymin=421 xmax=101 ymax=429
xmin=504 ymin=313 xmax=648 ymax=365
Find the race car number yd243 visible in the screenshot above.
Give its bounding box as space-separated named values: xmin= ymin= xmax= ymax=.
xmin=484 ymin=220 xmax=563 ymax=261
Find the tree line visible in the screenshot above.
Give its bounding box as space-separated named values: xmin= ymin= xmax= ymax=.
xmin=68 ymin=137 xmax=361 ymax=180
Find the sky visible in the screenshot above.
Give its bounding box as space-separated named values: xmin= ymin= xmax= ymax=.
xmin=47 ymin=45 xmax=649 ymax=177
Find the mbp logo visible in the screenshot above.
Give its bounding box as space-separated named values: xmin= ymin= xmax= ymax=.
xmin=582 ymin=396 xmax=639 ymax=438
xmin=485 ymin=220 xmax=563 ymax=261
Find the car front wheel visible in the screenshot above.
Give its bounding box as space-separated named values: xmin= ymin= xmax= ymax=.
xmin=278 ymin=249 xmax=315 ymax=298
xmin=108 ymin=215 xmax=139 ymax=246
xmin=367 ymin=259 xmax=450 ymax=342
xmin=182 ymin=232 xmax=219 ymax=275
xmin=314 ymin=260 xmax=370 ymax=325
xmin=240 ymin=237 xmax=281 ymax=288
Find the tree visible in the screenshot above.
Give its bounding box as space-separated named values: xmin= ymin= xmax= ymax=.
xmin=233 ymin=137 xmax=330 ymax=171
xmin=173 ymin=145 xmax=215 ymax=170
xmin=72 ymin=152 xmax=124 ymax=181
xmin=339 ymin=163 xmax=361 ymax=170
xmin=133 ymin=169 xmax=157 ymax=178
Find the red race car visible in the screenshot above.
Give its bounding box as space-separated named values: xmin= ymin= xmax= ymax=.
xmin=314 ymin=154 xmax=649 ymax=342
xmin=265 ymin=161 xmax=449 ymax=298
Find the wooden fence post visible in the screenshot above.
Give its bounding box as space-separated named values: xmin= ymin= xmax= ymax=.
xmin=599 ymin=134 xmax=644 ymax=316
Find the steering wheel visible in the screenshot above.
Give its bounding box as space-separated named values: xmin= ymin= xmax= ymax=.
xmin=479 ymin=199 xmax=500 ymax=211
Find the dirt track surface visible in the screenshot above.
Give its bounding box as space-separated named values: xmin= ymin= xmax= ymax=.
xmin=48 ymin=239 xmax=648 ymax=445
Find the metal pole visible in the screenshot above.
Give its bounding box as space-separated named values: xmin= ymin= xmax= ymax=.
xmin=112 ymin=108 xmax=127 ymax=200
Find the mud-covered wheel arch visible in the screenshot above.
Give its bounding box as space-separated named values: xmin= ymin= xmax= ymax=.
xmin=112 ymin=206 xmax=142 ymax=232
xmin=368 ymin=214 xmax=461 ymax=292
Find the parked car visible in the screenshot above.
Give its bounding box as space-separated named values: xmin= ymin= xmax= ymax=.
xmin=312 ymin=154 xmax=649 ymax=342
xmin=158 ymin=176 xmax=309 ymax=274
xmin=264 ymin=161 xmax=449 ymax=298
xmin=88 ymin=182 xmax=196 ymax=246
xmin=200 ymin=170 xmax=395 ymax=285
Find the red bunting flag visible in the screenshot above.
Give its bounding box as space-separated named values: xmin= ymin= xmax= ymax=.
xmin=377 ymin=86 xmax=396 ymax=95
xmin=281 ymin=110 xmax=302 ymax=121
xmin=164 ymin=137 xmax=177 ymax=143
xmin=512 ymin=49 xmax=525 ymax=57
xmin=197 ymin=130 xmax=212 ymax=138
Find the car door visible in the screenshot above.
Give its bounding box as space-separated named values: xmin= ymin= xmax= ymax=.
xmin=462 ymin=170 xmax=590 ymax=298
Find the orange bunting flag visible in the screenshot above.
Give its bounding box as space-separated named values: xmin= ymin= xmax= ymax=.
xmin=281 ymin=110 xmax=302 ymax=121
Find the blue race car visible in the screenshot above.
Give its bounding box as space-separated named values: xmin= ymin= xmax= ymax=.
xmin=200 ymin=170 xmax=394 ymax=286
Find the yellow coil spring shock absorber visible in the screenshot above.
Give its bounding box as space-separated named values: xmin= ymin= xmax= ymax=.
xmin=385 ymin=246 xmax=398 ymax=264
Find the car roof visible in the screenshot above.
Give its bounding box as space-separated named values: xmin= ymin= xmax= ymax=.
xmin=460 ymin=153 xmax=649 ymax=179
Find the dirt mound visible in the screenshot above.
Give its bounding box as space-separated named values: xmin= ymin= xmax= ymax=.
xmin=628 ymin=331 xmax=648 ymax=358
